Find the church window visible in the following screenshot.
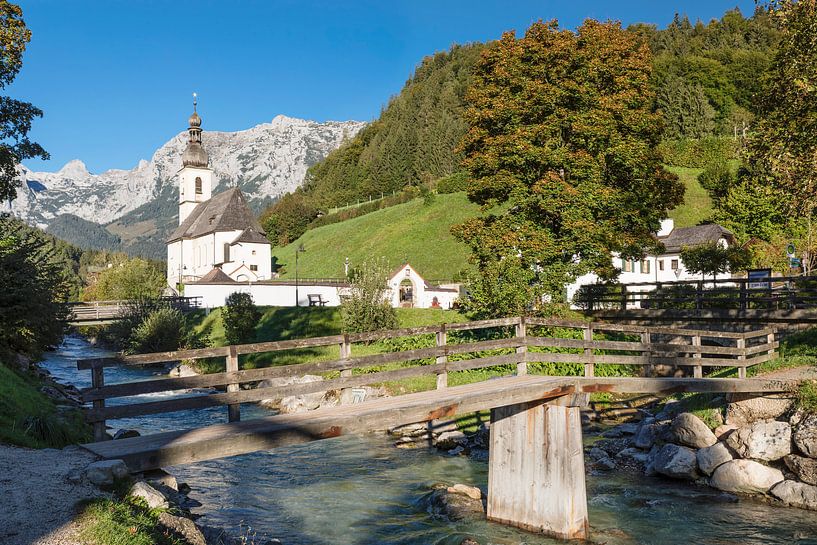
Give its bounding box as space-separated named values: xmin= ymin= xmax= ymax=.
xmin=223 ymin=243 xmax=230 ymax=263
xmin=252 ymin=250 xmax=256 ymax=256
xmin=195 ymin=177 xmax=202 ymax=194
xmin=250 ymin=265 xmax=258 ymax=272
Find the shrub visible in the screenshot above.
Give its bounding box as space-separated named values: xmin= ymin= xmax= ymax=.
xmin=435 ymin=171 xmax=469 ymax=194
xmin=222 ymin=292 xmax=260 ymax=345
xmin=658 ymin=137 xmax=739 ymax=168
xmin=127 ymin=307 xmax=186 ymax=354
xmin=341 ymin=259 xmax=398 ymax=333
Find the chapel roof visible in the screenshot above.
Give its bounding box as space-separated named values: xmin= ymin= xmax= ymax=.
xmin=231 ymin=227 xmax=270 ymax=245
xmin=658 ymin=224 xmax=735 ymax=253
xmin=167 ymin=187 xmax=265 ymax=243
xmin=196 ymin=267 xmax=236 ymax=283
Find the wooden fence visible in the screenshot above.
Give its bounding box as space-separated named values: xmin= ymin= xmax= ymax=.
xmin=575 ymin=275 xmax=817 ymax=311
xmin=68 ymin=296 xmax=202 ymax=323
xmin=76 ymin=317 xmax=777 ymax=441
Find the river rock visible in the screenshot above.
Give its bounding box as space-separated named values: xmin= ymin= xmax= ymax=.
xmin=697 ymin=442 xmax=734 ymax=476
xmin=616 ymin=447 xmax=650 ymax=467
xmin=709 ymin=459 xmax=784 ymax=494
xmin=85 ymin=459 xmax=129 ymax=487
xmin=168 ymin=363 xmax=198 ymax=378
xmin=725 ymin=393 xmax=794 ymax=427
xmin=429 ymin=485 xmax=485 ymax=521
xmin=634 ymin=422 xmax=667 ymax=450
xmin=653 ymin=444 xmax=699 ymax=480
xmin=770 ymin=480 xmax=817 ymax=510
xmin=588 ymin=447 xmax=616 ymax=471
xmin=338 ymin=385 xmax=386 ymax=405
xmin=448 ymin=484 xmax=482 ymax=500
xmin=794 ymin=414 xmax=817 ymax=458
xmin=113 ymin=429 xmax=140 ymax=440
xmin=130 ymin=481 xmax=169 ymax=509
xmin=726 ymin=420 xmax=791 ymax=461
xmin=158 ymin=512 xmax=207 ymax=545
xmin=784 ymin=455 xmax=817 ymax=485
xmin=714 ymin=424 xmax=738 ymax=440
xmin=257 ymin=375 xmax=326 ymax=410
xmin=435 ymin=430 xmax=467 ymax=450
xmin=669 ymin=413 xmax=717 ymax=449
xmin=390 ymin=422 xmax=430 ymax=438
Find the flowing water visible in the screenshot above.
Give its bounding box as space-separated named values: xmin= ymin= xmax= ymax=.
xmin=42 ymin=335 xmax=817 ymax=545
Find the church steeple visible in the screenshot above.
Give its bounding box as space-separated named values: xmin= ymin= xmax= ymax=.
xmin=182 ymin=93 xmax=209 ymax=168
xmin=178 ymin=93 xmax=213 ymax=224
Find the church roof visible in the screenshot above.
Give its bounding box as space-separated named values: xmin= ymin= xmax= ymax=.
xmin=167 ymin=187 xmax=265 ymax=243
xmin=196 ymin=267 xmax=236 ymax=283
xmin=231 ymin=227 xmax=269 ymax=245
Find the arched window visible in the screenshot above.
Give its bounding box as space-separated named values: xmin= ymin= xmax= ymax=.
xmin=195 ymin=177 xmax=202 ymax=194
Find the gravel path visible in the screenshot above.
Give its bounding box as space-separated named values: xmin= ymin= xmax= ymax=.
xmin=0 ymin=444 xmax=105 ymax=545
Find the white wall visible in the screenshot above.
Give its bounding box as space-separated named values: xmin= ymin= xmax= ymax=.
xmin=386 ymin=264 xmax=459 ymax=309
xmin=178 ymin=166 xmax=213 ymax=224
xmin=185 ymin=282 xmax=344 ymax=309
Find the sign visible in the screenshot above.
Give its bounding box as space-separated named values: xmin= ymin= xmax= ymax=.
xmin=786 ymin=243 xmax=796 ymax=258
xmin=747 ymin=268 xmax=771 ymax=290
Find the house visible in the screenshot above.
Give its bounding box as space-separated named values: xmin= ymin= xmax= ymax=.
xmin=566 ymin=219 xmax=736 ymax=304
xmin=387 ymin=263 xmax=459 ymax=309
xmin=166 ymin=103 xmax=272 ymax=289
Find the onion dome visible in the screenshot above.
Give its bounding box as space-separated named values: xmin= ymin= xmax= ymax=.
xmin=182 ymin=93 xmax=208 ymax=168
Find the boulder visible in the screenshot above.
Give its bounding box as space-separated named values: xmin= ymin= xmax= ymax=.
xmin=713 ymin=424 xmax=738 ymax=440
xmin=794 ymin=414 xmax=817 ymax=459
xmin=168 ymin=363 xmax=198 ymax=378
xmin=770 ymin=480 xmax=817 ymax=511
xmin=784 ymin=455 xmax=817 ymax=486
xmin=258 ymin=375 xmax=326 ymax=410
xmin=652 ymin=444 xmax=699 ymax=480
xmin=725 ymin=393 xmax=794 ymax=427
xmin=113 ymin=429 xmax=140 ymax=440
xmin=435 ymin=430 xmax=467 ymax=450
xmin=130 ymin=481 xmax=169 ymax=509
xmin=428 ymin=485 xmax=485 ymax=521
xmin=697 ymin=442 xmax=733 ymax=476
xmin=157 ymin=512 xmax=207 ymax=545
xmin=447 ymin=484 xmax=482 ymax=500
xmin=615 ymin=447 xmax=650 ymax=467
xmin=338 ymin=386 xmax=386 ymax=405
xmin=85 ymin=459 xmax=129 ymax=487
xmin=726 ymin=420 xmax=791 ymax=461
xmin=634 ymin=422 xmax=666 ymax=450
xmin=669 ymin=413 xmax=717 ymax=449
xmin=390 ymin=422 xmax=430 ymax=438
xmin=710 ymin=459 xmax=784 ymax=494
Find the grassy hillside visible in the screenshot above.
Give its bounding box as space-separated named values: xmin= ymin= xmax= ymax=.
xmin=272 ymin=192 xmax=484 ymax=280
xmin=666 ymin=166 xmax=713 ymax=228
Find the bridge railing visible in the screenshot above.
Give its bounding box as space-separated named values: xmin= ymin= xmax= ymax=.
xmin=67 ymin=296 xmax=202 ymax=322
xmin=76 ymin=317 xmax=777 ymax=442
xmin=575 ymin=275 xmax=817 ymax=311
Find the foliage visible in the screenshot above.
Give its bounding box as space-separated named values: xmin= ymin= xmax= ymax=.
xmin=713 ymin=180 xmax=788 ymax=242
xmin=657 ymin=75 xmax=716 ymax=139
xmin=658 ymin=137 xmax=739 ymax=168
xmin=46 ymin=213 xmax=122 ymax=251
xmin=0 ymin=216 xmax=70 ymax=357
xmin=697 ymin=160 xmax=736 ymax=204
xmin=222 ymin=292 xmax=261 ymax=345
xmin=679 ymin=241 xmax=752 ymax=280
xmin=435 ymin=171 xmax=469 ymax=194
xmin=458 ymin=257 xmax=539 ymax=318
xmin=796 ymin=380 xmax=817 ymax=414
xmin=454 ymin=20 xmax=684 ymax=317
xmin=308 ymin=188 xmax=419 ymax=230
xmin=82 ymin=257 xmax=165 ymax=301
xmin=127 ymin=306 xmax=187 ymax=354
xmin=0 ymin=1 xmax=48 ymax=202
xmin=260 ymin=191 xmax=318 ymax=247
xmin=341 ymin=259 xmax=398 ymax=334
xmin=77 ymin=497 xmax=185 ymax=545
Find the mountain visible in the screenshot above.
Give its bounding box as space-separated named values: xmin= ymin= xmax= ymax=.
xmin=9 ymin=115 xmax=365 ymax=259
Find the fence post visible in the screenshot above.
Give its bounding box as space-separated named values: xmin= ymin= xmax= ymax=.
xmin=692 ymin=334 xmax=702 ymax=378
xmin=516 ymin=317 xmax=527 ymax=376
xmin=436 ymin=324 xmax=448 ymax=389
xmin=620 ymin=285 xmax=627 ymax=310
xmin=740 ymin=281 xmax=747 ymax=311
xmin=696 ymin=281 xmax=703 ymax=310
xmin=641 ymin=329 xmax=652 ymax=377
xmin=584 ymin=324 xmax=594 ymax=378
xmin=737 ymin=336 xmax=746 ymax=379
xmin=340 ymin=334 xmax=352 ymax=377
xmin=226 ymin=345 xmax=240 ymax=422
xmin=767 ymin=329 xmax=776 ymax=360
xmin=91 ymin=367 xmax=106 ymax=442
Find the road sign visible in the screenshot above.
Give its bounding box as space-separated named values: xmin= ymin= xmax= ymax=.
xmin=786 ymin=243 xmax=796 ymax=258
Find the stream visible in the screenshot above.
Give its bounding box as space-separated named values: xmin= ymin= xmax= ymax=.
xmin=41 ymin=334 xmax=817 ymax=545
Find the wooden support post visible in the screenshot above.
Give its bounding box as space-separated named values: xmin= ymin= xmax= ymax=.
xmin=736 ymin=336 xmax=746 ymax=379
xmin=768 ymin=330 xmax=777 ymax=360
xmin=620 ymin=284 xmax=627 ymax=310
xmin=436 ymin=324 xmax=448 ymax=389
xmin=641 ymin=329 xmax=652 ymax=377
xmin=583 ymin=324 xmax=594 ymax=378
xmin=340 ymin=334 xmax=352 ymax=378
xmin=696 ymin=281 xmax=703 ymax=310
xmin=91 ymin=367 xmax=107 ymax=442
xmin=740 ymin=282 xmax=747 ymax=311
xmin=226 ymin=345 xmax=240 ymax=422
xmin=692 ymin=334 xmax=702 ymax=379
xmin=516 ymin=317 xmax=527 ymax=376
xmin=487 ymin=400 xmax=589 ymax=540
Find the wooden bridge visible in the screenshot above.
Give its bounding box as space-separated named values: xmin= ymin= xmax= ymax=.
xmin=67 ymin=296 xmax=201 ymax=326
xmin=76 ymin=317 xmax=794 ymax=540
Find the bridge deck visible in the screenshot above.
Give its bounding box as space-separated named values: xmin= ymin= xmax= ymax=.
xmin=82 ymin=375 xmax=796 ymax=472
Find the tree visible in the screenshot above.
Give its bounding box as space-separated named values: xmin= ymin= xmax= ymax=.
xmin=0 ymin=1 xmax=48 ymax=202
xmin=340 ymin=258 xmax=397 ymax=333
xmin=260 ymin=191 xmax=318 ymax=247
xmin=453 ymin=20 xmax=684 ymax=316
xmin=222 ymin=292 xmax=260 ymax=345
xmin=679 ymin=242 xmax=752 ymax=281
xmin=82 ymin=257 xmax=165 ymax=301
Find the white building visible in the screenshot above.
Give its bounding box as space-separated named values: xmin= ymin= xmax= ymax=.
xmin=566 ymin=219 xmax=736 ymax=304
xmin=166 ymin=104 xmax=272 ymax=289
xmin=387 ymin=263 xmax=459 ymax=309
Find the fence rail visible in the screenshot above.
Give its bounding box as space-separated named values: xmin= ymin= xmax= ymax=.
xmin=575 ymin=275 xmax=817 ymax=311
xmin=77 ymin=317 xmax=777 ymax=441
xmin=67 ymin=296 xmax=202 ymax=322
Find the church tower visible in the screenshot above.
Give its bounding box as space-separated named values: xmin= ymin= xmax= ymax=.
xmin=178 ymin=94 xmax=213 ymax=224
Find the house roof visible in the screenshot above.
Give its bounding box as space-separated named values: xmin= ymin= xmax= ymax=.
xmin=658 ymin=224 xmax=735 ymax=253
xmin=231 ymin=227 xmax=269 ymax=245
xmin=167 ymin=187 xmax=264 ymax=243
xmin=196 ymin=267 xmax=235 ymax=283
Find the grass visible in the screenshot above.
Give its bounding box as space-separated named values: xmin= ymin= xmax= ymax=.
xmin=272 ymin=193 xmax=487 ymax=281
xmin=666 ymin=166 xmax=713 ymax=228
xmin=797 ymin=380 xmax=817 ymax=413
xmin=0 ymin=362 xmax=90 ymax=448
xmin=77 ymin=496 xmax=185 ymax=545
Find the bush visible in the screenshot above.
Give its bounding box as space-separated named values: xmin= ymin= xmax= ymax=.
xmin=435 ymin=171 xmax=469 ymax=194
xmin=222 ymin=292 xmax=260 ymax=345
xmin=697 ymin=160 xmax=735 ymax=203
xmin=82 ymin=257 xmax=165 ymax=301
xmin=658 ymin=137 xmax=739 ymax=168
xmin=127 ymin=307 xmax=186 ymax=354
xmin=341 ymin=259 xmax=398 ymax=333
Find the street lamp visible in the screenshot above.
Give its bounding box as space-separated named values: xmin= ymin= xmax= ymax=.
xmin=295 ymin=243 xmax=306 ymax=307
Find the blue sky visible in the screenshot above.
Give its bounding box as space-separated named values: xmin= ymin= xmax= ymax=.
xmin=14 ymin=0 xmax=756 ymax=173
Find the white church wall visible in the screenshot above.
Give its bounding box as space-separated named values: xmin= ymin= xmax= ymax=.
xmin=185 ymin=282 xmax=343 ymax=309
xmin=227 ymin=241 xmax=272 ymax=280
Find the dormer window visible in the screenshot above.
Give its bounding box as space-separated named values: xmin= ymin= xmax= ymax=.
xmin=195 ymin=177 xmax=202 ymax=194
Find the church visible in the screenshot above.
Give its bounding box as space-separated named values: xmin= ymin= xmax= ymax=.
xmin=166 ymin=102 xmax=272 ymax=290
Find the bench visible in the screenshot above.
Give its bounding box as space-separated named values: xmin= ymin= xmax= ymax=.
xmin=307 ymin=294 xmax=328 ymax=307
